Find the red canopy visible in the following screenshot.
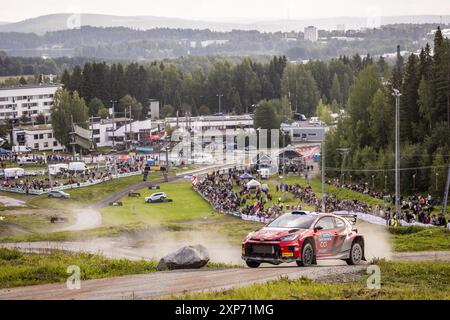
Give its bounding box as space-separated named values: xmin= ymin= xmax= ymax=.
xmin=147 ymin=135 xmax=161 ymax=141
xmin=118 ymin=155 xmax=130 ymax=161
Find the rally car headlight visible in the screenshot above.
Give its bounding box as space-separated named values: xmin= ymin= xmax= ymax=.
xmin=279 ymin=234 xmax=299 ymax=242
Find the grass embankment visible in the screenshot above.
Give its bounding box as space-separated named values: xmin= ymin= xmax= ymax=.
xmin=180 ymin=260 xmax=450 ymax=300
xmin=388 ymin=226 xmax=450 ymax=252
xmin=0 ymin=248 xmax=228 ymax=289
xmin=101 ymin=181 xmax=214 ymax=226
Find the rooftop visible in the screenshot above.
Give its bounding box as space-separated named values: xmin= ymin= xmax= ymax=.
xmin=13 ymin=124 xmax=53 ymax=131
xmin=0 ymin=83 xmax=62 ymax=91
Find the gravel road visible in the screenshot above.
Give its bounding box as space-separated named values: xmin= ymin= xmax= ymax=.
xmin=0 ymin=265 xmax=366 ymax=300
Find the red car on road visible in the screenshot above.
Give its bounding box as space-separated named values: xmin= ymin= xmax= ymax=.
xmin=242 ymin=211 xmax=365 ymax=268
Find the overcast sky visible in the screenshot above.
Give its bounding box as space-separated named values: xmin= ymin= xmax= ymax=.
xmin=2 ymin=0 xmax=450 ymax=22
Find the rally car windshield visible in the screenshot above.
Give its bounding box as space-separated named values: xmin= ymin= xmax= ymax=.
xmin=268 ymin=214 xmax=316 ymax=229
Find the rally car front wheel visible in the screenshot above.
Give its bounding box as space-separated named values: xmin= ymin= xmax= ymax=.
xmin=346 ymin=240 xmax=363 ymax=265
xmin=246 ymin=261 xmax=261 ymax=268
xmin=296 ymin=241 xmax=315 ymax=267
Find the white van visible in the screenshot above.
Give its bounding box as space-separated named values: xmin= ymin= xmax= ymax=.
xmin=12 ymin=146 xmax=32 ymax=153
xmin=48 ymin=163 xmax=69 ymax=175
xmin=0 ymin=167 xmax=25 ymax=178
xmin=17 ymin=157 xmax=38 ymax=166
xmin=68 ymin=162 xmax=86 ymax=172
xmin=258 ymin=168 xmax=270 ymax=180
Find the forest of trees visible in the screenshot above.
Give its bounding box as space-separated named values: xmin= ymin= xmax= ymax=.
xmin=59 ymin=54 xmax=375 ymax=120
xmin=324 ymin=27 xmax=450 ymax=196
xmin=50 ymin=27 xmax=450 ymax=196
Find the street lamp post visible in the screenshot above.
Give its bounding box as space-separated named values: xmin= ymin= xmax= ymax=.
xmin=412 ymin=174 xmax=416 ymax=191
xmin=392 ymin=89 xmax=402 ymax=219
xmin=384 ymin=175 xmax=388 ymax=192
xmin=372 ymin=175 xmax=375 ymax=189
xmin=436 ymin=172 xmax=439 ymax=191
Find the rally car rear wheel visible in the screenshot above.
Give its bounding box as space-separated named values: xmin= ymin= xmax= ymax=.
xmin=346 ymin=241 xmax=363 ymax=265
xmin=296 ymin=241 xmax=314 ymax=267
xmin=246 ymin=261 xmax=261 ymax=268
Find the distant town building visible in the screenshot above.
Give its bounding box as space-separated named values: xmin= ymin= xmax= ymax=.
xmin=148 ymin=99 xmax=160 ymax=120
xmin=428 ymin=28 xmax=450 ymax=38
xmin=90 ymin=117 xmax=158 ymax=147
xmin=0 ymin=84 xmax=62 ymax=122
xmin=163 ymin=114 xmax=253 ymax=133
xmin=336 ymin=24 xmax=346 ymax=32
xmin=11 ymin=124 xmax=64 ymax=152
xmin=304 ymin=26 xmax=318 ymax=42
xmin=281 ymin=122 xmax=329 ymax=143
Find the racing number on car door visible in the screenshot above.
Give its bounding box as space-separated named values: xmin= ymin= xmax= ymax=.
xmin=314 ymin=217 xmax=336 ymax=256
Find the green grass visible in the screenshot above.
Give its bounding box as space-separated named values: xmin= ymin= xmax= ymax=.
xmin=179 ymin=260 xmax=450 ymax=300
xmin=101 ymin=181 xmax=215 ymax=226
xmin=27 ymin=174 xmax=153 ymax=210
xmin=0 ymin=247 xmax=232 ymax=289
xmin=0 ymin=248 xmax=158 ymax=289
xmin=0 ymin=222 xmax=147 ymax=243
xmin=1 ymin=211 xmax=75 ymax=233
xmin=389 ymin=226 xmax=450 ymax=252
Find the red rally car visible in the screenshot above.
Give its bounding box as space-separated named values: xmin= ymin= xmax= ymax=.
xmin=242 ymin=211 xmax=365 ymax=268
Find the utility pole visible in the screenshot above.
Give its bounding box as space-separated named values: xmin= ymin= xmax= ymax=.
xmin=281 ymin=130 xmax=287 ymax=202
xmin=442 ymin=163 xmax=450 ymax=218
xmin=110 ymin=100 xmax=116 ymax=150
xmin=70 ymin=114 xmax=76 ymax=161
xmin=321 ymin=138 xmax=326 ymax=212
xmin=216 ymin=93 xmax=223 ymax=113
xmin=392 ymin=89 xmax=402 ymax=219
xmin=164 ymin=135 xmax=170 ymax=183
xmin=336 ymin=148 xmax=350 ymax=184
xmin=129 ymin=105 xmax=132 ymax=150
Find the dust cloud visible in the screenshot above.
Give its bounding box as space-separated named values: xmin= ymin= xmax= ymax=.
xmin=356 ymin=220 xmax=392 ymax=260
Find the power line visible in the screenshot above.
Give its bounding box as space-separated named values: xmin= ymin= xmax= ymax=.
xmin=324 ymin=164 xmax=450 ymax=172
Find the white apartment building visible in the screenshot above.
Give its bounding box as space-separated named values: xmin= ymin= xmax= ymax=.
xmin=12 ymin=124 xmax=65 ymax=152
xmin=0 ymin=84 xmax=62 ymax=122
xmin=304 ymin=26 xmax=318 ymax=42
xmin=164 ymin=114 xmax=253 ymax=132
xmin=91 ymin=118 xmax=158 ymax=147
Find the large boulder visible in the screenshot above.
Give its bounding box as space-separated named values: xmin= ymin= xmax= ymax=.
xmin=157 ymin=245 xmax=210 ymax=271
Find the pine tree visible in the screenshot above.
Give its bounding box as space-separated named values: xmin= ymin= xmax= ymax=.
xmin=330 ymin=73 xmax=342 ymax=106
xmin=400 ymin=54 xmax=421 ymax=143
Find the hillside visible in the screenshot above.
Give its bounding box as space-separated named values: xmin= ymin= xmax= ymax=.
xmin=1 ymin=14 xmax=450 ymax=35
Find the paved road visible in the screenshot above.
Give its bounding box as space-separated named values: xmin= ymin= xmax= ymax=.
xmin=0 ymin=265 xmax=366 ymax=300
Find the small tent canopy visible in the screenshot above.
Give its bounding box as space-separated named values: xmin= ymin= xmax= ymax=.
xmin=261 ymin=183 xmax=269 ymax=191
xmin=246 ymin=179 xmax=261 ymax=188
xmin=240 ymin=172 xmax=253 ymax=179
xmin=68 ymin=162 xmax=86 ymax=172
xmin=147 ymin=135 xmax=160 ymax=141
xmin=48 ymin=163 xmax=69 ymax=175
xmin=118 ymin=155 xmax=130 ymax=161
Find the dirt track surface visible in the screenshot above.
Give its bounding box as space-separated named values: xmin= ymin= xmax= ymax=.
xmin=0 ymin=265 xmax=366 ymax=300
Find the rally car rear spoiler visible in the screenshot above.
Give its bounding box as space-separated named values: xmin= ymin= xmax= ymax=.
xmin=333 ymin=211 xmax=358 ymax=225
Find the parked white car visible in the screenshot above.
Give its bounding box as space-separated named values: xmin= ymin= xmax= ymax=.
xmin=145 ymin=192 xmax=168 ymax=203
xmin=17 ymin=157 xmax=38 ymax=166
xmin=309 ymin=117 xmax=320 ymax=125
xmin=48 ymin=190 xmax=71 ymax=199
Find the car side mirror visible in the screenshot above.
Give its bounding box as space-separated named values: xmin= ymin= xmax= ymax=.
xmin=314 ymin=226 xmax=323 ymax=232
